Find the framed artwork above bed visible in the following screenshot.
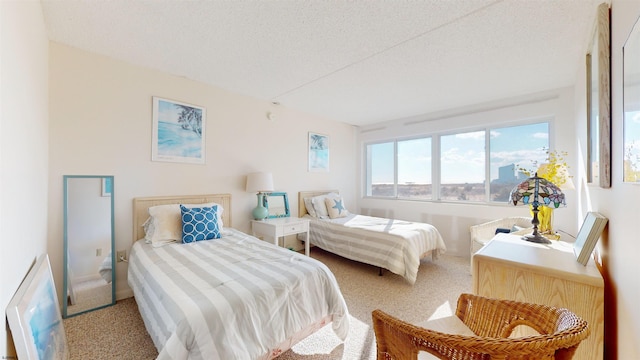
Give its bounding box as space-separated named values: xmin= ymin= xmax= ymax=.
xmin=308 ymin=132 xmax=329 ymax=172
xmin=151 ymin=96 xmax=206 ymax=164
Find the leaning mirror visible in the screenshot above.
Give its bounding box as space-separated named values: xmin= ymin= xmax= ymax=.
xmin=624 ymin=16 xmax=640 ymax=182
xmin=63 ymin=175 xmax=115 ymax=317
xmin=263 ymin=192 xmax=290 ymax=218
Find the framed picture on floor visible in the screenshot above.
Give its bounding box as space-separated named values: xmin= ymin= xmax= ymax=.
xmin=308 ymin=132 xmax=329 ymax=172
xmin=6 ymin=254 xmax=69 ymax=360
xmin=152 ymin=96 xmax=206 ymax=164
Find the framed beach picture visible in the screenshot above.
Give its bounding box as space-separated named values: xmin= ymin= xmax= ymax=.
xmin=152 ymin=96 xmax=206 ymax=164
xmin=6 ymin=254 xmax=69 ymax=360
xmin=308 ymin=132 xmax=329 ymax=172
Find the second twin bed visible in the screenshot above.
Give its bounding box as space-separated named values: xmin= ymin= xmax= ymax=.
xmin=298 ymin=191 xmax=447 ymax=285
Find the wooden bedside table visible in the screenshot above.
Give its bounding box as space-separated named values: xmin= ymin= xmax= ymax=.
xmin=251 ymin=217 xmax=310 ymax=256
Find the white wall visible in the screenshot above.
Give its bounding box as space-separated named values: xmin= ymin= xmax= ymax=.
xmin=47 ymin=43 xmax=357 ymax=302
xmin=592 ymin=1 xmax=640 ymax=357
xmin=0 ymin=1 xmax=49 ymax=357
xmin=356 ymin=88 xmax=579 ymax=257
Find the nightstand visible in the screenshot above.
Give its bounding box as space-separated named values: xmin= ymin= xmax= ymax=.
xmin=251 ymin=217 xmax=310 ymax=256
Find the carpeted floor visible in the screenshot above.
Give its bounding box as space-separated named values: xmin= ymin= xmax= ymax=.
xmin=64 ymin=248 xmax=472 ymax=359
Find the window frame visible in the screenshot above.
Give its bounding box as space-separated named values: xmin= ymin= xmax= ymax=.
xmin=363 ymin=117 xmax=553 ymax=204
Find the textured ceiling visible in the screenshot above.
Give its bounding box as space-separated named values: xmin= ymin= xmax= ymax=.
xmin=41 ymin=0 xmax=603 ymax=126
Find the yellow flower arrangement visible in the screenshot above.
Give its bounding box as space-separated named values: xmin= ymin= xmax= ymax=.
xmin=536 ymin=149 xmax=573 ymax=189
xmin=519 ymin=148 xmax=572 ymax=186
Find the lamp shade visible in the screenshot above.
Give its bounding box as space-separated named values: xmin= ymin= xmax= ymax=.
xmin=246 ymin=172 xmax=274 ymax=193
xmin=509 ymin=174 xmax=566 ymax=209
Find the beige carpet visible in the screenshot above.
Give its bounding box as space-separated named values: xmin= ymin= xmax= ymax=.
xmin=64 ymin=248 xmax=472 ymax=359
xmin=67 ymin=278 xmax=112 ymax=315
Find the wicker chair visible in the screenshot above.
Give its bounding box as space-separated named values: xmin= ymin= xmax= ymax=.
xmin=469 ymin=217 xmax=532 ymax=259
xmin=372 ymin=293 xmax=590 ymax=360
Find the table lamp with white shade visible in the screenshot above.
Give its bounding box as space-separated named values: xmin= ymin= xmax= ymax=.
xmin=246 ymin=172 xmax=274 ymax=220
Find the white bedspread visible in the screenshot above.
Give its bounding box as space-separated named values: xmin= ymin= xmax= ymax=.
xmin=306 ymin=214 xmax=446 ymax=284
xmin=128 ymin=228 xmax=349 ymax=360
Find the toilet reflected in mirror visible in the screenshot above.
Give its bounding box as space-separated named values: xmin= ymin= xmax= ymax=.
xmin=63 ymin=175 xmax=115 ymax=317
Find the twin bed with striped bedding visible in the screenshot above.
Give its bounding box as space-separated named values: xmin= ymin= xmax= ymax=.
xmin=298 ymin=191 xmax=447 ymax=285
xmin=128 ymin=194 xmax=349 ymax=360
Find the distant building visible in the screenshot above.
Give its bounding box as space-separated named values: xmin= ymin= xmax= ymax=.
xmin=493 ymin=164 xmax=529 ymax=184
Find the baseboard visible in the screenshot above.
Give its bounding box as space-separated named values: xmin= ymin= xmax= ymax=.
xmin=116 ymin=288 xmax=133 ymax=300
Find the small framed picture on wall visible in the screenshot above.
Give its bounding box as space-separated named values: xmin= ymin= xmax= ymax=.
xmin=308 ymin=132 xmax=329 ymax=172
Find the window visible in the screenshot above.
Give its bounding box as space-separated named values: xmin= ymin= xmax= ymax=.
xmin=489 ymin=123 xmax=549 ymax=202
xmin=398 ymin=137 xmax=432 ymax=199
xmin=367 ymin=142 xmax=394 ymax=197
xmin=364 ymin=120 xmax=550 ymax=203
xmin=440 ymin=131 xmax=485 ymax=201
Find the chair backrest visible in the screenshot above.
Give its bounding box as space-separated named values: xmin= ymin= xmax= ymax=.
xmin=469 ymin=216 xmax=532 ymax=243
xmin=372 ymin=293 xmax=590 ymax=360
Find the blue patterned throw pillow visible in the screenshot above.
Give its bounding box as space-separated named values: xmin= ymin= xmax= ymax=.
xmin=180 ymin=205 xmax=221 ymax=243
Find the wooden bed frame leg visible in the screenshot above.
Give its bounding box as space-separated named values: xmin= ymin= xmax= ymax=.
xmin=379 ymin=267 xmax=383 ymax=276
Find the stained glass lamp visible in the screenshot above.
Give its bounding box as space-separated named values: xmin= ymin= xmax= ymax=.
xmin=508 ymin=173 xmax=566 ymax=244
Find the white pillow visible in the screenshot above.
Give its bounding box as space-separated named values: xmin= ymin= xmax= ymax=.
xmin=144 ymin=202 xmax=224 ymax=247
xmin=325 ymin=196 xmax=349 ymax=219
xmin=311 ymin=196 xmax=328 ymax=219
xmin=303 ymin=197 xmax=318 ymax=217
xmin=142 ymin=216 xmax=155 ymax=243
xmin=311 ymin=193 xmax=339 ymax=219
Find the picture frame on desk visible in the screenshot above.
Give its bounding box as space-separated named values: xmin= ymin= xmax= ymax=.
xmin=573 ymin=212 xmax=608 ymax=265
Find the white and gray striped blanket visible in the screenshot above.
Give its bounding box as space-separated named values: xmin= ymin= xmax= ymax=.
xmin=128 ymin=228 xmax=349 ymax=360
xmin=305 ymin=214 xmax=446 ymax=284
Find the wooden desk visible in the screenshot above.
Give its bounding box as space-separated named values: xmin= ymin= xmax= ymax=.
xmin=472 ymin=233 xmax=604 ymax=360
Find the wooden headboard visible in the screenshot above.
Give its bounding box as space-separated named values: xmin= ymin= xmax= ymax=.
xmin=298 ymin=190 xmax=339 ymax=217
xmin=132 ymin=194 xmax=232 ymax=243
